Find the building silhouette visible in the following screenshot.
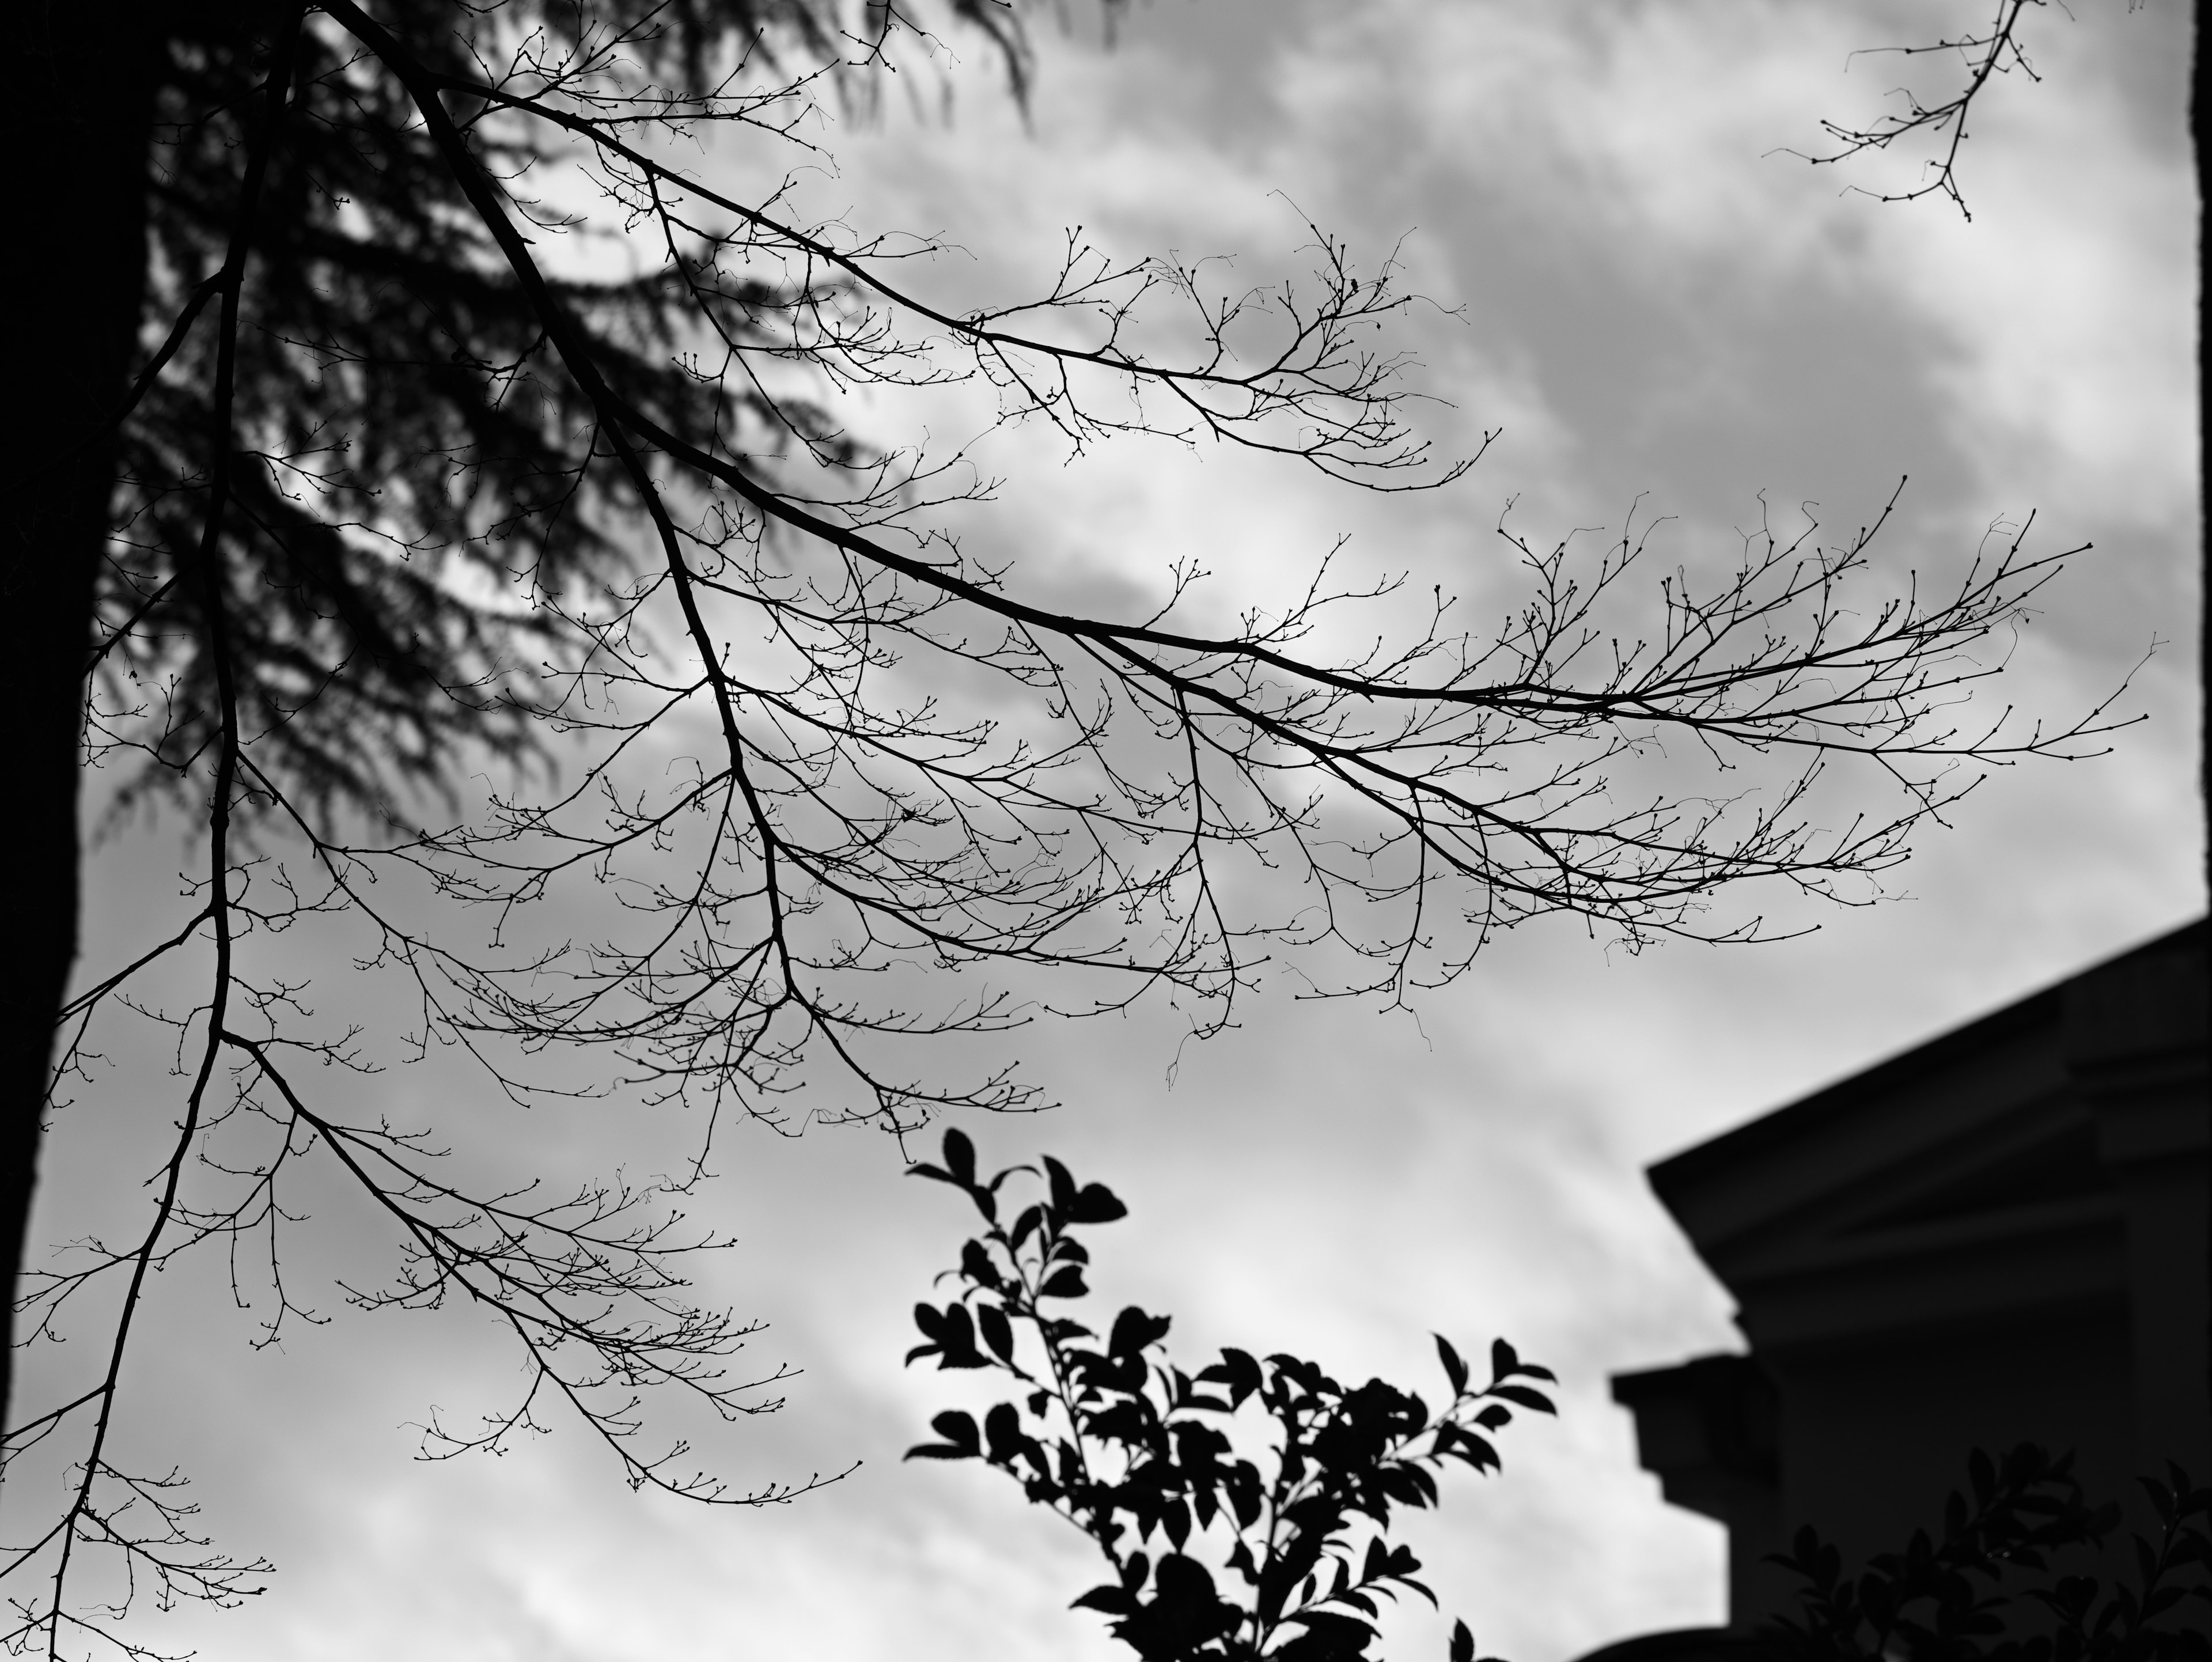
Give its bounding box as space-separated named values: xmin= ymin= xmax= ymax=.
xmin=1590 ymin=919 xmax=2208 ymax=1656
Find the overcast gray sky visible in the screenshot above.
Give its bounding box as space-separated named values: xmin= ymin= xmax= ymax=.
xmin=20 ymin=3 xmax=2204 ymax=1660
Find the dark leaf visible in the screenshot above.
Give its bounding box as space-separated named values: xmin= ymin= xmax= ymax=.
xmin=1044 ymin=1156 xmax=1079 ymax=1219
xmin=1162 ymin=1497 xmax=1192 ymax=1550
xmin=1071 ymin=1585 xmax=1138 ymax=1617
xmin=1040 ymin=1265 xmax=1089 ymax=1300
xmin=1487 ymin=1384 xmax=1554 ymax=1414
xmin=1362 ymin=1538 xmax=1389 ymax=1583
xmin=2141 ymin=1474 xmax=2178 ymax=1521
xmin=1435 ymin=1335 xmax=1469 ymax=1396
xmin=985 ymin=1402 xmax=1028 ymax=1464
xmin=1199 ymin=1347 xmax=1264 ymax=1409
xmin=1445 ymin=1429 xmax=1502 ymax=1472
xmin=1278 ymin=1608 xmax=1379 ymax=1657
xmin=925 ymin=1301 xmax=987 ymax=1368
xmin=1122 ymin=1551 xmax=1150 ymax=1592
xmin=1068 ymin=1182 xmax=1129 ymax=1224
xmin=929 ymin=1410 xmax=980 ymax=1456
xmin=1970 ymin=1447 xmax=1997 ymax=1505
xmin=943 ymin=1128 xmax=978 ymax=1187
xmin=979 ymin=1301 xmax=1016 ymax=1364
xmin=1129 ymin=1554 xmax=1241 ymax=1653
xmin=1450 ymin=1618 xmax=1475 ymax=1662
xmin=1110 ymin=1305 xmax=1173 ymax=1358
xmin=959 ymin=1239 xmax=1003 ymax=1291
xmin=1230 ymin=1470 xmax=1264 ymax=1530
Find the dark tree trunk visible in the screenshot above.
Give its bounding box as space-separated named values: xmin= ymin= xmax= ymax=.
xmin=3 ymin=4 xmax=159 ymax=1424
xmin=2196 ymin=0 xmax=2211 ymax=1427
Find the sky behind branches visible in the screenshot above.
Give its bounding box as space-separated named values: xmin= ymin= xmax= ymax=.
xmin=22 ymin=3 xmax=2203 ymax=1659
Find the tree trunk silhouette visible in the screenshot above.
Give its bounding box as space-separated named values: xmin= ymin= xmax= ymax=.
xmin=3 ymin=3 xmax=160 ymax=1422
xmin=2194 ymin=0 xmax=2210 ymax=1433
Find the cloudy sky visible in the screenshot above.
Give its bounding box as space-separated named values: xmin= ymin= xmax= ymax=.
xmin=18 ymin=3 xmax=2203 ymax=1660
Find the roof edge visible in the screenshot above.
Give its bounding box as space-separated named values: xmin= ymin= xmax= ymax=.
xmin=1650 ymin=917 xmax=2206 ymax=1198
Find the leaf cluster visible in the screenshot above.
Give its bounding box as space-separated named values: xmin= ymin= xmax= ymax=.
xmin=1763 ymin=1445 xmax=2212 ymax=1662
xmin=903 ymin=1130 xmax=1545 ymax=1661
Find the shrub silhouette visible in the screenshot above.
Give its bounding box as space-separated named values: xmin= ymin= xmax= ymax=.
xmin=905 ymin=1129 xmax=1550 ymax=1660
xmin=1761 ymin=1445 xmax=2211 ymax=1662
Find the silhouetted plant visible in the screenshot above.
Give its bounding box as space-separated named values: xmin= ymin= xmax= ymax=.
xmin=904 ymin=1129 xmax=1548 ymax=1661
xmin=1761 ymin=1444 xmax=2212 ymax=1662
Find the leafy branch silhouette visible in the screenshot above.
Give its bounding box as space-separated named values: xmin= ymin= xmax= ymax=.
xmin=1761 ymin=1444 xmax=2211 ymax=1662
xmin=904 ymin=1129 xmax=1547 ymax=1661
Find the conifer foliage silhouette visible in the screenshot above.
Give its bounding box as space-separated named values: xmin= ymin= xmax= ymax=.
xmin=3 ymin=3 xmax=2132 ymax=1656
